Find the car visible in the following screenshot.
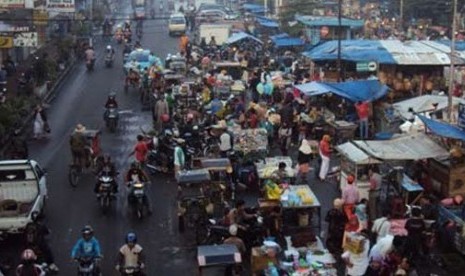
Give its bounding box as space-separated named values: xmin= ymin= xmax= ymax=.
xmin=196 ymin=9 xmax=239 ymax=22
xmin=123 ymin=49 xmax=163 ymax=74
xmin=168 ymin=13 xmax=187 ymax=36
xmin=0 ymin=159 xmax=47 ymax=238
xmin=198 ymin=3 xmax=233 ymax=13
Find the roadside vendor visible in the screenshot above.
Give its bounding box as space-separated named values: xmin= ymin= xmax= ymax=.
xmin=271 ymin=162 xmax=289 ymax=184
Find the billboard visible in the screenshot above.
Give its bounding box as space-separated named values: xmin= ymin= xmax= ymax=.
xmin=46 ymin=0 xmax=75 ymax=12
xmin=13 ymin=32 xmax=38 ymax=47
xmin=0 ymin=0 xmax=25 ymax=8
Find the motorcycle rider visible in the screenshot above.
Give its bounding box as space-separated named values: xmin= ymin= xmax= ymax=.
xmin=173 ymin=138 xmax=186 ymax=175
xmin=105 ymin=45 xmax=115 ymax=60
xmin=70 ymin=124 xmax=89 ymax=168
xmin=105 ymin=92 xmax=118 ymax=108
xmin=71 ymin=225 xmax=102 ymax=273
xmin=223 ymin=224 xmax=246 ymax=255
xmin=115 ymin=233 xmax=146 ymax=275
xmin=134 ymin=40 xmax=142 ymax=49
xmin=125 ymin=162 xmax=152 ymax=214
xmin=24 ymin=211 xmax=59 ymax=272
xmin=16 ymin=249 xmax=45 ymax=276
xmin=180 ymin=113 xmax=195 ymax=137
xmin=94 ymin=154 xmax=119 ymax=194
xmin=127 ymin=67 xmax=141 ymax=86
xmin=85 ymin=46 xmax=96 ymax=64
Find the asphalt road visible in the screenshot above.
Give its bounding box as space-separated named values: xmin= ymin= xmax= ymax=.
xmin=0 ymin=1 xmax=204 ymax=275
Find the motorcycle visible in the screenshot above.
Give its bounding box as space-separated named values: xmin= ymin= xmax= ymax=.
xmin=146 ymin=134 xmax=175 ymax=174
xmin=86 ymin=59 xmax=95 ymax=71
xmin=76 ymin=257 xmax=99 ymax=276
xmin=200 ymin=218 xmax=230 ymax=245
xmin=104 ymin=107 xmax=119 ymax=132
xmin=120 ymin=265 xmax=141 ymax=275
xmin=104 ymin=54 xmax=114 ymax=68
xmin=97 ymin=168 xmax=116 ymax=213
xmin=128 ymin=181 xmax=148 ymax=219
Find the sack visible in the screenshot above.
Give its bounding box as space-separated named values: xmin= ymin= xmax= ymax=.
xmin=43 ymin=122 xmax=51 ymax=133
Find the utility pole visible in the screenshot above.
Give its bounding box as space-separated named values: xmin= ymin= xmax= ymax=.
xmin=89 ymin=0 xmax=93 ymax=47
xmin=337 ymin=0 xmax=342 ymax=82
xmin=400 ymin=0 xmax=403 ymax=29
xmin=448 ymin=0 xmax=458 ymax=121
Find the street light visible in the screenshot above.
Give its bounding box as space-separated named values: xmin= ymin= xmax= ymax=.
xmin=448 ymin=0 xmax=458 ymax=121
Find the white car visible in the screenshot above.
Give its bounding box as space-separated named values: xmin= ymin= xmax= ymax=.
xmin=0 ymin=160 xmax=47 ymax=237
xmin=196 ymin=9 xmax=239 ymax=21
xmin=168 ymin=13 xmax=187 ymax=36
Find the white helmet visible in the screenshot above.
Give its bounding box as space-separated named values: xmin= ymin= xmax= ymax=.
xmin=106 ymin=45 xmax=112 ymax=50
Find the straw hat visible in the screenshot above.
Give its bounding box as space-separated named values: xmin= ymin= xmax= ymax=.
xmin=299 ymin=139 xmax=312 ymax=155
xmin=75 ymin=124 xmax=86 ymax=133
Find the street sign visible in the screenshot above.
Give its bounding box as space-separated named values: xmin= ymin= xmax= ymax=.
xmin=356 ymin=61 xmax=378 ymax=72
xmin=458 ymin=103 xmax=465 ymax=130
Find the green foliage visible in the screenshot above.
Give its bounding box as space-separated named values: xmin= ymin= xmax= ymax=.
xmin=0 ymin=96 xmax=35 ymax=137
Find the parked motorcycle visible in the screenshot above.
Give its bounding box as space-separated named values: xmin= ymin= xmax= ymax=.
xmin=200 ymin=218 xmax=230 ymax=245
xmin=128 ymin=181 xmax=148 ymax=219
xmin=97 ymin=168 xmax=116 ymax=213
xmin=104 ymin=107 xmax=119 ymax=132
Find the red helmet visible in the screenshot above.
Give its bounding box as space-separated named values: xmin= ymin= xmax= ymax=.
xmin=161 ymin=114 xmax=170 ymax=123
xmin=21 ymin=249 xmax=37 ymax=261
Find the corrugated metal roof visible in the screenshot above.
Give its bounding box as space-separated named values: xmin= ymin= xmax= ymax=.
xmin=392 ymin=95 xmax=465 ymax=120
xmin=379 ymin=40 xmax=452 ymax=65
xmin=296 ymin=15 xmax=364 ymax=28
xmin=353 ymin=133 xmax=449 ymax=160
xmin=336 ymin=142 xmax=382 ymax=164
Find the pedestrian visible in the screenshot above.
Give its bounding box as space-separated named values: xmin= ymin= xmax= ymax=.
xmin=404 ymin=207 xmax=425 ymax=261
xmin=32 ymin=104 xmax=49 ymax=139
xmin=278 ymin=122 xmax=292 ymax=156
xmin=153 ymin=95 xmax=169 ymax=132
xmin=128 ymin=135 xmax=149 ymax=164
xmin=297 ymin=138 xmax=312 ymax=183
xmin=325 ymin=198 xmax=347 ymax=255
xmin=173 ymin=138 xmax=186 ymax=175
xmin=355 ymin=199 xmax=368 ymax=232
xmin=341 ymin=230 xmax=370 ymax=276
xmin=318 ymin=134 xmax=332 ymax=181
xmin=355 ymin=101 xmax=370 ymax=139
xmin=219 ymin=126 xmax=232 ymax=158
xmin=368 ymin=166 xmax=382 ymax=221
xmin=371 ymin=210 xmax=391 ymax=243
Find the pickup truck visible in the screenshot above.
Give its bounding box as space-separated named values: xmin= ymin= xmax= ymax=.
xmin=0 ymin=160 xmax=47 ymax=237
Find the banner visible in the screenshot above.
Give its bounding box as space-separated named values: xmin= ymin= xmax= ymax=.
xmin=13 ymin=32 xmax=38 ymax=47
xmin=0 ymin=0 xmax=25 ymax=8
xmin=46 ymin=0 xmax=75 ymax=13
xmin=33 ymin=9 xmax=49 ymax=26
xmin=0 ymin=36 xmax=13 ymax=48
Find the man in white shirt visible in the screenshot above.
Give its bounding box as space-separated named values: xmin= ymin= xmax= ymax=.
xmin=341 ymin=232 xmax=370 ymax=276
xmin=219 ymin=129 xmax=232 ymax=158
xmin=371 ymin=210 xmax=391 ymax=243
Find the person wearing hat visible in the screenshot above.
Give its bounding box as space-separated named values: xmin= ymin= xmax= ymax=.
xmin=325 ymin=198 xmax=347 ymax=255
xmin=223 ymin=224 xmax=246 ymax=255
xmin=173 ymin=138 xmax=186 ymax=175
xmin=297 ymin=138 xmax=313 ymax=183
xmin=318 ymin=134 xmax=332 ymax=181
xmin=70 ymin=124 xmax=88 ymax=168
xmin=341 ymin=230 xmax=370 ymax=276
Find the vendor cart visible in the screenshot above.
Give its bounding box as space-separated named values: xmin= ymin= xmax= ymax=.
xmin=197 ymin=158 xmax=234 ymax=205
xmin=197 ymin=244 xmax=242 ymax=275
xmin=176 ymin=169 xmax=212 ymax=242
xmin=231 ymin=127 xmax=269 ymax=158
xmin=326 ymin=120 xmax=358 ymax=144
xmin=280 ymin=185 xmax=322 ymax=235
xmin=336 ymin=141 xmax=382 ymax=200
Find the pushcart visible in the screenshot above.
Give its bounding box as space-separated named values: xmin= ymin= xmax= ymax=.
xmin=68 ymin=129 xmax=101 ymax=187
xmin=197 ymin=158 xmax=234 ymax=205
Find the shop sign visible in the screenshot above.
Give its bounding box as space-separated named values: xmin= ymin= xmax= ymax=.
xmin=33 ymin=9 xmax=49 ymax=26
xmin=458 ymin=103 xmax=465 ymax=131
xmin=46 ymin=0 xmax=75 ymax=13
xmin=0 ymin=0 xmax=25 ymax=8
xmin=13 ymin=32 xmax=37 ymax=47
xmin=0 ymin=36 xmax=13 ymax=48
xmin=356 ymin=61 xmax=377 ymax=72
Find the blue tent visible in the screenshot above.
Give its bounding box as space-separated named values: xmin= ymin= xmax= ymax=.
xmin=270 ymin=33 xmax=304 ymax=47
xmin=226 ymin=32 xmax=263 ymax=45
xmin=418 ymin=115 xmax=465 ymax=141
xmin=242 ymin=4 xmax=265 ymax=14
xmin=255 ymin=16 xmax=279 ymax=28
xmin=294 ymin=80 xmax=389 ymax=102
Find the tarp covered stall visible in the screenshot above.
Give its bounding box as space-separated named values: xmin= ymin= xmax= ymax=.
xmin=294 ymin=80 xmax=389 ymax=102
xmin=302 ymin=40 xmax=465 ymax=65
xmin=270 ymin=33 xmax=305 ymax=48
xmin=336 ymin=141 xmax=383 ymax=199
xmin=242 ymin=4 xmax=265 ymax=14
xmin=353 ymin=133 xmax=449 ymax=160
xmin=226 ymin=31 xmax=263 ymax=45
xmin=418 ymin=115 xmax=465 ymax=141
xmin=255 ymin=16 xmax=279 ymax=28
xmin=392 ymin=95 xmax=465 ymax=121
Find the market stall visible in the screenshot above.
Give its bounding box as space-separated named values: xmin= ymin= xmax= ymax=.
xmin=336 ymin=141 xmax=382 ymax=199
xmin=255 ymin=156 xmax=295 ymax=183
xmin=228 ymin=125 xmax=268 ymax=156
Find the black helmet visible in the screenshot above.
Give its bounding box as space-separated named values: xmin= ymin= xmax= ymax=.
xmin=82 ymin=225 xmax=94 ymax=236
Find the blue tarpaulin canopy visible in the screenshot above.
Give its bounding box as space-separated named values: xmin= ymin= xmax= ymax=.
xmin=226 ymin=32 xmax=263 ymax=45
xmin=255 ymin=16 xmax=279 ymax=28
xmin=294 ymin=80 xmax=389 ymax=102
xmin=242 ymin=4 xmax=265 ymax=14
xmin=418 ymin=115 xmax=465 ymax=141
xmin=270 ymin=33 xmax=304 ymax=47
